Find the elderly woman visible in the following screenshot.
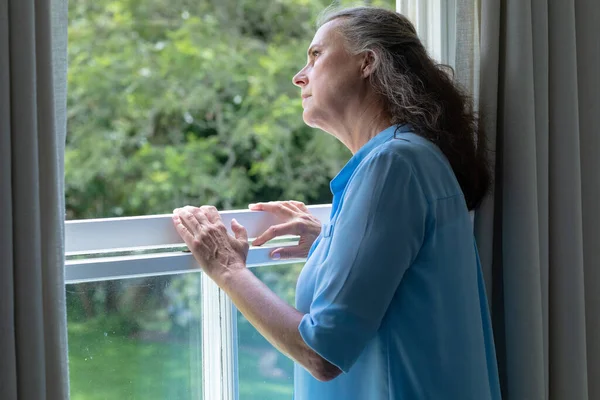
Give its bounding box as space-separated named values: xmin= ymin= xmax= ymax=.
xmin=172 ymin=6 xmax=501 ymax=400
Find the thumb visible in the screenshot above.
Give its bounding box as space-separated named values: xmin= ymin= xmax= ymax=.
xmin=231 ymin=218 xmax=248 ymax=242
xmin=269 ymin=246 xmax=303 ymax=261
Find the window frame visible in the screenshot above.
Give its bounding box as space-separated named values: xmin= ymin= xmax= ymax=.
xmin=65 ymin=204 xmax=332 ymax=400
xmin=64 ymin=3 xmax=458 ymax=399
xmin=396 ymin=0 xmax=457 ymax=67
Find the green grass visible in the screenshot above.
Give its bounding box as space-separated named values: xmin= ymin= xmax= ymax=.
xmin=68 ymin=320 xmax=293 ymax=400
xmin=66 ymin=265 xmax=301 ymax=399
xmin=68 ymin=321 xmax=200 ymax=400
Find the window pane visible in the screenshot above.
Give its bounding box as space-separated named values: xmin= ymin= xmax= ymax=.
xmin=237 ymin=263 xmax=303 ymax=400
xmin=67 ymin=274 xmax=203 ymax=400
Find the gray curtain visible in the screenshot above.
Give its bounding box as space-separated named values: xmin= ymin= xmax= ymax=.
xmin=474 ymin=0 xmax=600 ymax=398
xmin=0 ymin=0 xmax=70 ymax=399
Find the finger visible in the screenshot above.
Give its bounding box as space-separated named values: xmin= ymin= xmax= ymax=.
xmin=289 ymin=201 xmax=308 ymax=212
xmin=196 ymin=206 xmax=230 ymax=235
xmin=200 ymin=205 xmax=221 ymax=224
xmin=251 ymin=220 xmax=300 ymax=246
xmin=172 ymin=214 xmax=196 ymax=245
xmin=248 ymin=201 xmax=294 ymax=219
xmin=182 ymin=206 xmax=210 ymax=226
xmin=269 ymin=246 xmax=303 ymax=260
xmin=181 ymin=205 xmax=200 ymax=214
xmin=231 ymin=218 xmax=248 ymax=242
xmin=248 ymin=202 xmax=267 ymax=210
xmin=280 ymin=202 xmax=300 ymax=213
xmin=176 ymin=209 xmax=203 ymax=236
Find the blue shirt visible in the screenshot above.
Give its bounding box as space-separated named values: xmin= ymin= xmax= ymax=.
xmin=294 ymin=125 xmax=501 ymax=400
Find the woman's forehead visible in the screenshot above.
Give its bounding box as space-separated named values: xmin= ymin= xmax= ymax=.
xmin=309 ymin=20 xmax=345 ymax=49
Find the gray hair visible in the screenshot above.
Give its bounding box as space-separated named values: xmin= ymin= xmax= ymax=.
xmin=317 ymin=6 xmax=448 ymax=136
xmin=317 ymin=6 xmax=491 ymax=211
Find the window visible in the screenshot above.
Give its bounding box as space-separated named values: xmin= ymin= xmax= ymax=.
xmin=396 ymin=0 xmax=457 ymax=66
xmin=65 ymin=206 xmax=331 ymax=399
xmin=67 ymin=275 xmax=203 ymax=400
xmin=64 ymin=1 xmax=453 ymax=399
xmin=236 ymin=263 xmax=303 ymax=399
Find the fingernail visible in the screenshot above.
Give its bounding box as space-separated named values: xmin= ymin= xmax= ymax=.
xmin=249 ymin=203 xmax=256 ymax=208
xmin=173 ymin=208 xmax=180 ymax=214
xmin=271 ymin=252 xmax=280 ymax=260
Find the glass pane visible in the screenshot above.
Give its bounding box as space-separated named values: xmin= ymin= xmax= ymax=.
xmin=237 ymin=263 xmax=303 ymax=400
xmin=67 ymin=274 xmax=203 ymax=400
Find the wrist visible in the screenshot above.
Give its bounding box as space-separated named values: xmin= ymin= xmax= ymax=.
xmin=215 ymin=264 xmax=253 ymax=292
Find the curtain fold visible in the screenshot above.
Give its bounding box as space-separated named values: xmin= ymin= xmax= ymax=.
xmin=475 ymin=0 xmax=600 ymax=398
xmin=0 ymin=0 xmax=70 ymax=398
xmin=577 ymin=0 xmax=600 ymax=398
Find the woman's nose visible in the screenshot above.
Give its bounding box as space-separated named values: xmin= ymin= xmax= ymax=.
xmin=292 ymin=67 xmax=308 ymax=87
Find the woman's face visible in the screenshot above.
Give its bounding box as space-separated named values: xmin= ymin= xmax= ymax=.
xmin=292 ymin=20 xmax=367 ymax=131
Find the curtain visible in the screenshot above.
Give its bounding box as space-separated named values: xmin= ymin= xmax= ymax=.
xmin=0 ymin=0 xmax=70 ymax=398
xmin=475 ymin=0 xmax=600 ymax=399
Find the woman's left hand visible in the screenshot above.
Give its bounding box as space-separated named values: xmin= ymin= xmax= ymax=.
xmin=172 ymin=205 xmax=249 ymax=283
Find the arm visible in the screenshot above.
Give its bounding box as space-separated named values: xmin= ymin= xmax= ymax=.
xmin=171 ymin=205 xmax=341 ymax=381
xmin=217 ymin=267 xmax=342 ymax=382
xmin=295 ymin=150 xmax=428 ymax=372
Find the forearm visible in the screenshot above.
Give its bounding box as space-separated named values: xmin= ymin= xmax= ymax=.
xmin=216 ymin=267 xmax=341 ymax=382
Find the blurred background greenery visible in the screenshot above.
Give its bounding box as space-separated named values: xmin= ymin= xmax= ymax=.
xmin=65 ymin=0 xmax=395 ymax=398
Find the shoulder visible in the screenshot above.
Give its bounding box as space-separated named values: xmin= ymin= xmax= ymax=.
xmin=377 ymin=134 xmax=447 ymax=168
xmin=363 ymin=134 xmax=463 ymax=200
xmin=342 ymin=141 xmax=427 ymax=208
xmin=360 ymin=141 xmax=414 ymax=173
xmin=348 ymin=142 xmax=416 ymax=193
xmin=352 ymin=136 xmax=439 ymax=185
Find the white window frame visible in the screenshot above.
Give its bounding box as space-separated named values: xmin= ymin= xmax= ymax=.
xmin=396 ymin=0 xmax=457 ymax=67
xmin=64 ymin=4 xmax=457 ymax=399
xmin=65 ymin=204 xmax=332 ymax=400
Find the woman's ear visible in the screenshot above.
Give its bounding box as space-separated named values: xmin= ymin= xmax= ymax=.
xmin=361 ymin=50 xmax=378 ymax=78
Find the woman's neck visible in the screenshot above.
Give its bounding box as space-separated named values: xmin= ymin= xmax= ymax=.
xmin=337 ymin=102 xmax=392 ymax=154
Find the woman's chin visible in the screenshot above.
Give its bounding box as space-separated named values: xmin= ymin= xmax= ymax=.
xmin=302 ymin=110 xmax=320 ymax=129
xmin=302 ymin=113 xmax=313 ymax=127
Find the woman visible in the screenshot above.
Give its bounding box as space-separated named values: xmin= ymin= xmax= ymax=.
xmin=172 ymin=6 xmax=501 ymax=400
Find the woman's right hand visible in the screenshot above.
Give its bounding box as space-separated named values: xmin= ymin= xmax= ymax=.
xmin=249 ymin=201 xmax=322 ymax=260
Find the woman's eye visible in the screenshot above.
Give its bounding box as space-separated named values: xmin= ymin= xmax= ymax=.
xmin=312 ymin=50 xmax=320 ymax=58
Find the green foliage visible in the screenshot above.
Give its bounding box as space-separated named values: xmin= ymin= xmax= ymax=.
xmin=66 ymin=0 xmax=402 ymax=219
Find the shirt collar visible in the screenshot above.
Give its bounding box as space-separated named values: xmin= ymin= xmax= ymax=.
xmin=330 ymin=124 xmax=412 ymax=197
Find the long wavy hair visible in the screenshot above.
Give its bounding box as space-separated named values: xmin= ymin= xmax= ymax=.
xmin=318 ymin=7 xmax=491 ymax=210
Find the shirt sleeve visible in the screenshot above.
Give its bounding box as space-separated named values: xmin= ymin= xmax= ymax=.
xmin=298 ymin=149 xmax=429 ymax=373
